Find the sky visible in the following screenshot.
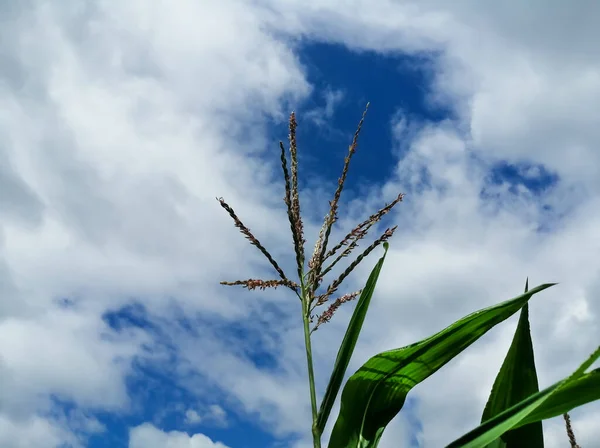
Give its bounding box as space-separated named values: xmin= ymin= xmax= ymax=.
xmin=1 ymin=1 xmax=599 ymax=447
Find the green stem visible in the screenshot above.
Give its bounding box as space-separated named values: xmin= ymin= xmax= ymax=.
xmin=302 ymin=287 xmax=321 ymax=448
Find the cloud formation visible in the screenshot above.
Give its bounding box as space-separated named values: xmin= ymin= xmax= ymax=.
xmin=129 ymin=423 xmax=229 ymax=448
xmin=0 ymin=1 xmax=598 ymax=447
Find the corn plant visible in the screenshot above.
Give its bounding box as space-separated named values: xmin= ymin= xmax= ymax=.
xmin=218 ymin=106 xmax=600 ymax=447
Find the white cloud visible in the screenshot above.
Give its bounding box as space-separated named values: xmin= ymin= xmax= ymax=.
xmin=0 ymin=0 xmax=599 ymax=447
xmin=184 ymin=410 xmax=202 ymax=425
xmin=0 ymin=0 xmax=311 ymax=443
xmin=184 ymin=405 xmax=227 ymax=427
xmin=305 ymin=87 xmax=345 ymax=127
xmin=0 ymin=414 xmax=81 ymax=448
xmin=206 ymin=405 xmax=227 ymax=425
xmin=0 ymin=309 xmax=145 ymax=413
xmin=129 ymin=423 xmax=229 ymax=448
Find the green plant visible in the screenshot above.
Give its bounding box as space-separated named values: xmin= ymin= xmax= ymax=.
xmin=218 ymin=106 xmax=599 ymax=447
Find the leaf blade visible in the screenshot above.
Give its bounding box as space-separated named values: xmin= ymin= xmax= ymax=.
xmin=515 ymin=367 xmax=600 ymax=426
xmin=327 ymin=283 xmax=556 ymax=448
xmin=446 ymin=346 xmax=600 ymax=448
xmin=481 ymin=278 xmax=543 ymax=447
xmin=315 ymin=242 xmax=390 ymax=435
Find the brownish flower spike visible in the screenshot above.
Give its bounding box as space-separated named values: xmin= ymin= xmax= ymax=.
xmin=217 ymin=197 xmax=295 ymax=291
xmin=325 ymin=193 xmax=404 ymax=261
xmin=218 ymin=105 xmax=403 ymax=330
xmin=312 ymin=290 xmax=363 ymax=333
xmin=314 ymin=226 xmax=397 ymax=309
xmin=563 ymin=413 xmax=580 ymax=448
xmin=288 ymin=112 xmax=305 ymax=258
xmin=280 ymin=113 xmax=305 ymax=281
xmin=221 ymin=279 xmax=300 ymax=291
xmin=318 ymin=193 xmax=404 ymax=282
xmin=309 ymin=103 xmax=370 ymax=288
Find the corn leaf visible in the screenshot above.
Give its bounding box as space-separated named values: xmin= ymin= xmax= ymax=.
xmin=327 ymin=283 xmax=556 ymax=448
xmin=316 ymin=242 xmax=390 ymax=436
xmin=446 ymin=346 xmax=600 ymax=448
xmin=480 ymin=278 xmax=543 ymax=447
xmin=517 ymin=367 xmax=600 ymax=425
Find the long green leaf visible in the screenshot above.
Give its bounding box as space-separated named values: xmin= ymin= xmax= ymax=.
xmin=517 ymin=367 xmax=600 ymax=425
xmin=481 ymin=278 xmax=543 ymax=447
xmin=315 ymin=242 xmax=390 ymax=436
xmin=446 ymin=346 xmax=600 ymax=448
xmin=327 ymin=282 xmax=556 ymax=448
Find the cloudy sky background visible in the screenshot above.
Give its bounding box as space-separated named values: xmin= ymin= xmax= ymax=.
xmin=1 ymin=1 xmax=599 ymax=447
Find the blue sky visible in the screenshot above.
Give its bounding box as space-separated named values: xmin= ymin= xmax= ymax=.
xmin=0 ymin=2 xmax=599 ymax=448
